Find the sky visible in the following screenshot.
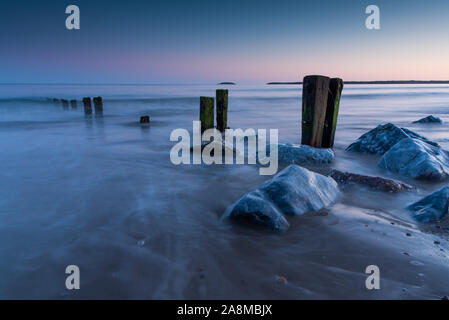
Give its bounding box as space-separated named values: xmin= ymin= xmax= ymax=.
xmin=1 ymin=0 xmax=449 ymax=84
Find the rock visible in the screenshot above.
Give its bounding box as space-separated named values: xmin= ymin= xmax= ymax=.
xmin=378 ymin=138 xmax=449 ymax=181
xmin=224 ymin=189 xmax=290 ymax=232
xmin=223 ymin=165 xmax=339 ymax=231
xmin=190 ymin=140 xmax=236 ymax=155
xmin=346 ymin=123 xmax=438 ymax=155
xmin=413 ymin=115 xmax=443 ymax=124
xmin=328 ymin=170 xmax=412 ymax=193
xmin=259 ymin=165 xmax=340 ymax=216
xmin=275 ymin=275 xmax=288 ymax=284
xmin=406 ymin=187 xmax=449 ymax=222
xmin=401 ymin=128 xmax=438 ymax=147
xmin=264 ymin=143 xmax=334 ymax=165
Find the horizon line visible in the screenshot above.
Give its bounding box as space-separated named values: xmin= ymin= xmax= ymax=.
xmin=2 ymin=80 xmax=449 ymax=86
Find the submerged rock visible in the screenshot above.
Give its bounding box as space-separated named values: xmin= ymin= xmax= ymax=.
xmin=407 ymin=187 xmax=449 ymax=222
xmin=328 ymin=170 xmax=412 ymax=193
xmin=190 ymin=140 xmax=236 ymax=155
xmin=413 ymin=115 xmax=443 ymax=124
xmin=346 ymin=123 xmax=437 ymax=155
xmin=378 ymin=138 xmax=449 ymax=181
xmin=264 ymin=143 xmax=334 ymax=164
xmin=223 ymin=165 xmax=339 ymax=231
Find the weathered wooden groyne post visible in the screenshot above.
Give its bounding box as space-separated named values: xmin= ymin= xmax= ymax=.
xmin=301 ymin=75 xmax=330 ymax=148
xmin=322 ymin=78 xmax=343 ymax=148
xmin=93 ymin=97 xmax=103 ymax=114
xmin=216 ymin=89 xmax=228 ymax=131
xmin=70 ymin=99 xmax=77 ymax=109
xmin=61 ymin=99 xmax=69 ymax=110
xmin=200 ymin=97 xmax=214 ymax=133
xmin=140 ymin=115 xmax=150 ymax=124
xmin=301 ymin=75 xmax=343 ymax=148
xmin=83 ymin=97 xmax=92 ymax=115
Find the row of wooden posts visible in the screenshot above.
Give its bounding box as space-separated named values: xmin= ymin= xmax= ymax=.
xmin=199 ymin=76 xmax=343 ymax=149
xmin=54 ymin=97 xmax=104 ymax=115
xmin=82 ymin=97 xmax=104 ymax=115
xmin=199 ymin=89 xmax=228 ymax=133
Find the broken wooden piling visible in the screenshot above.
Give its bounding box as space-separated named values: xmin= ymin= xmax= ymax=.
xmin=216 ymin=89 xmax=228 ymax=132
xmin=82 ymin=97 xmax=92 ymax=115
xmin=322 ymin=78 xmax=343 ymax=148
xmin=140 ymin=115 xmax=150 ymax=124
xmin=200 ymin=97 xmax=214 ymax=133
xmin=301 ymin=75 xmax=330 ymax=148
xmin=61 ymin=99 xmax=69 ymax=110
xmin=93 ymin=97 xmax=103 ymax=114
xmin=70 ymin=99 xmax=77 ymax=109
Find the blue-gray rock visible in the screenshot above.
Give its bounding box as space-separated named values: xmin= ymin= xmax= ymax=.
xmin=407 ymin=187 xmax=449 ymax=222
xmin=265 ymin=143 xmax=334 ymax=164
xmin=413 ymin=115 xmax=443 ymax=124
xmin=401 ymin=128 xmax=438 ymax=147
xmin=346 ymin=123 xmax=438 ymax=155
xmin=378 ymin=138 xmax=449 ymax=181
xmin=260 ymin=165 xmax=340 ymax=215
xmin=223 ymin=165 xmax=339 ymax=231
xmin=224 ymin=189 xmax=290 ymax=232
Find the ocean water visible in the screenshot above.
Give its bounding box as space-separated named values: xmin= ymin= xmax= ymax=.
xmin=1 ymin=84 xmax=449 ymax=299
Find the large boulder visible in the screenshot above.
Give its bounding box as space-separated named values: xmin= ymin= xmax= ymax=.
xmin=223 ymin=165 xmax=339 ymax=231
xmin=328 ymin=170 xmax=412 ymax=193
xmin=413 ymin=115 xmax=443 ymax=124
xmin=346 ymin=123 xmax=438 ymax=155
xmin=407 ymin=187 xmax=449 ymax=222
xmin=378 ymin=138 xmax=449 ymax=181
xmin=262 ymin=143 xmax=334 ymax=165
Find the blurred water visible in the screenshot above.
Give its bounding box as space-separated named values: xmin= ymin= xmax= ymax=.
xmin=1 ymin=84 xmax=449 ymax=299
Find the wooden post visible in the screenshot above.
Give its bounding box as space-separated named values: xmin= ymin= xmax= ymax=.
xmin=301 ymin=75 xmax=330 ymax=148
xmin=200 ymin=97 xmax=214 ymax=133
xmin=70 ymin=99 xmax=77 ymax=109
xmin=83 ymin=97 xmax=92 ymax=115
xmin=61 ymin=99 xmax=69 ymax=110
xmin=93 ymin=97 xmax=103 ymax=114
xmin=216 ymin=89 xmax=228 ymax=132
xmin=322 ymin=78 xmax=343 ymax=148
xmin=140 ymin=115 xmax=150 ymax=123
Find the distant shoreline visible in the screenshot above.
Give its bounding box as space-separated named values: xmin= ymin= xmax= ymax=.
xmin=267 ymin=80 xmax=449 ymax=85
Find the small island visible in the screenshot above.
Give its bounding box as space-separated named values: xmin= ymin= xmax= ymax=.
xmin=217 ymin=82 xmax=236 ymax=85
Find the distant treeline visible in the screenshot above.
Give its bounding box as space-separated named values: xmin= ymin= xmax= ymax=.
xmin=267 ymin=80 xmax=449 ymax=85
